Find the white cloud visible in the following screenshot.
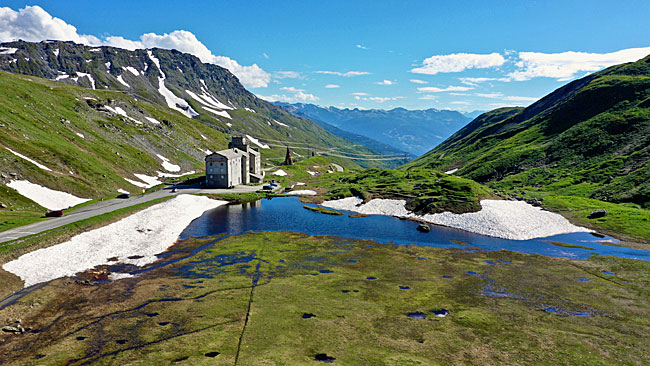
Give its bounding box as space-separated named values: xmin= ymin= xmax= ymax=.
xmin=0 ymin=5 xmax=100 ymax=45
xmin=351 ymin=92 xmax=369 ymax=96
xmin=261 ymin=85 xmax=319 ymax=103
xmin=375 ymin=80 xmax=394 ymax=85
xmin=411 ymin=52 xmax=505 ymax=75
xmin=476 ymin=92 xmax=538 ymax=102
xmin=367 ymin=96 xmax=404 ymax=103
xmin=280 ymin=86 xmax=303 ymax=93
xmin=315 ymin=70 xmax=371 ymax=77
xmin=417 ymin=95 xmax=438 ymax=100
xmin=450 ymin=101 xmax=471 ymax=105
xmin=257 ymin=91 xmax=319 ymax=103
xmin=263 ymin=52 xmax=269 ymax=59
xmin=356 ymin=44 xmax=368 ymax=50
xmin=325 ymin=84 xmax=340 ymax=88
xmin=0 ymin=5 xmax=270 ymax=88
xmin=509 ymin=47 xmax=650 ymax=81
xmin=459 ymin=77 xmax=511 ymax=86
xmin=409 ymin=79 xmax=428 ymax=84
xmin=417 ymin=86 xmax=474 ymax=93
xmin=273 ymin=71 xmax=302 ymax=79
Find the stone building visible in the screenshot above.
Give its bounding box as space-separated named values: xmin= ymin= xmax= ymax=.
xmin=205 ymin=136 xmax=263 ymax=188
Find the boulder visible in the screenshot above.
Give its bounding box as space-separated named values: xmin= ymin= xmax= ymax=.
xmin=589 ymin=209 xmax=608 ymax=219
xmin=1 ymin=326 xmax=22 ymax=334
xmin=416 ymin=223 xmax=431 ymax=233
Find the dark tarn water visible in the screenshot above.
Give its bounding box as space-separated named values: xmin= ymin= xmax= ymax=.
xmin=180 ymin=197 xmax=649 ymax=261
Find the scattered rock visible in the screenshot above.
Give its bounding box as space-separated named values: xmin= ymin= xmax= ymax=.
xmin=588 ymin=209 xmax=608 ymax=219
xmin=0 ymin=203 xmax=6 ymax=209
xmin=416 ymin=223 xmax=430 ymax=233
xmin=2 ymin=326 xmax=23 ymax=334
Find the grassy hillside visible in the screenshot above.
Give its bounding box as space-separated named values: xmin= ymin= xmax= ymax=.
xmin=0 ymin=40 xmax=392 ymax=169
xmin=405 ymin=56 xmax=650 ymax=207
xmin=403 ymin=55 xmax=650 ymax=241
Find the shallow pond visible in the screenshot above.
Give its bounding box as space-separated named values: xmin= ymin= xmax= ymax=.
xmin=180 ymin=197 xmax=650 ymax=261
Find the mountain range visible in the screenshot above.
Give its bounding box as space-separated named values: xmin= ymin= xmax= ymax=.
xmin=275 ymin=103 xmax=471 ymax=156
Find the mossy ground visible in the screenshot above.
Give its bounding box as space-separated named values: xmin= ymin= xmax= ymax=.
xmin=1 ymin=232 xmax=648 ymax=365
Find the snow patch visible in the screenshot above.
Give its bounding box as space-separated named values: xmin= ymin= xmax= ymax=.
xmin=117 ymin=189 xmax=129 ymax=194
xmin=245 ymin=135 xmax=270 ymax=149
xmin=145 ymin=116 xmax=161 ymax=124
xmin=76 ymin=72 xmax=95 ymax=89
xmin=244 ymin=107 xmax=256 ymax=113
xmin=104 ymin=61 xmax=111 ymax=69
xmin=147 ymin=51 xmax=198 ymax=118
xmin=271 ymin=169 xmax=288 ymax=176
xmin=90 ymin=48 xmax=102 ymax=52
xmin=5 ymin=147 xmax=52 ymax=171
xmin=0 ymin=47 xmax=18 ymax=55
xmin=286 ymin=190 xmax=317 ymax=196
xmin=273 ymin=119 xmax=289 ymax=127
xmin=321 ymin=198 xmax=591 ymax=241
xmin=156 ymin=154 xmax=181 ymax=172
xmin=204 ymin=107 xmax=232 ymax=119
xmin=200 ymin=134 xmax=207 ymax=140
xmin=2 ymin=195 xmax=228 ymax=287
xmin=116 ymin=75 xmax=130 ymax=88
xmin=306 ymin=171 xmax=317 ymax=176
xmin=124 ymin=174 xmax=163 ymax=189
xmin=226 ymin=122 xmax=232 ymax=127
xmin=445 ymin=168 xmax=459 ymax=175
xmin=123 ymin=66 xmax=140 ymax=76
xmin=185 ymin=89 xmax=233 ymax=112
xmin=157 ymin=170 xmax=196 ymax=178
xmin=55 ymin=74 xmax=69 ymax=81
xmin=75 ymin=132 xmax=85 ymax=139
xmin=6 ymin=180 xmax=90 ymax=211
xmin=52 ymin=48 xmax=59 ymax=57
xmin=203 ymin=149 xmax=213 ymax=155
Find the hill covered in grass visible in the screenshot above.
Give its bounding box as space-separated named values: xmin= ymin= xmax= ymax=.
xmin=0 ymin=40 xmax=392 ymax=169
xmin=405 ymin=55 xmax=650 ymax=210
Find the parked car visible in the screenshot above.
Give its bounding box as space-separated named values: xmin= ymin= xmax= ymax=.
xmin=262 ymin=185 xmax=273 ymax=191
xmin=117 ymin=193 xmax=130 ymax=199
xmin=45 ymin=210 xmax=64 ymax=217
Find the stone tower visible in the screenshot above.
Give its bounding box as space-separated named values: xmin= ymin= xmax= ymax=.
xmin=282 ymin=146 xmax=294 ymax=166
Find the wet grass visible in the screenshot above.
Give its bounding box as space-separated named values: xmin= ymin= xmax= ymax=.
xmin=544 ymin=240 xmax=595 ymax=250
xmin=302 ymin=205 xmax=344 ymax=216
xmin=0 ymin=232 xmax=649 ymax=365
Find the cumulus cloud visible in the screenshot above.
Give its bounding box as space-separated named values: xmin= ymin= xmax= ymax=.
xmin=375 ymin=80 xmax=394 ymax=85
xmin=325 ymin=84 xmax=340 ymax=88
xmin=476 ymin=92 xmax=538 ymax=102
xmin=356 ymin=44 xmax=368 ymax=50
xmin=459 ymin=77 xmax=510 ymax=86
xmin=508 ymin=47 xmax=650 ymax=81
xmin=417 ymin=86 xmax=474 ymax=93
xmin=410 ymin=79 xmax=428 ymax=84
xmin=411 ymin=52 xmax=505 ymax=75
xmin=259 ymin=86 xmax=319 ymax=103
xmin=273 ymin=71 xmax=302 ymax=79
xmin=0 ymin=5 xmax=270 ymax=88
xmin=315 ymin=70 xmax=371 ymax=77
xmin=0 ymin=5 xmax=100 ymax=45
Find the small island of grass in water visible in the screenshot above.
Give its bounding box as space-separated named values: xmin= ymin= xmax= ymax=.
xmin=303 ymin=205 xmax=344 ymax=215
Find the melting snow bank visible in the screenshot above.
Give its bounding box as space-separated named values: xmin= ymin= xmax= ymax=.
xmin=286 ymin=190 xmax=317 ymax=196
xmin=2 ymin=195 xmax=228 ymax=288
xmin=271 ymin=169 xmax=288 ymax=176
xmin=6 ymin=180 xmax=90 ymax=210
xmin=321 ymin=198 xmax=591 ymax=240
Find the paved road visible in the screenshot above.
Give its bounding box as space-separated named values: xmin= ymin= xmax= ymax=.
xmin=0 ymin=184 xmax=265 ymax=245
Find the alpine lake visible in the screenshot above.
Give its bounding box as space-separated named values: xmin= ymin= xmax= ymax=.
xmin=1 ymin=197 xmax=649 ymax=365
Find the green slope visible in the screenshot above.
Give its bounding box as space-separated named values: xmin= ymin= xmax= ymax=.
xmin=405 ymin=55 xmax=650 ymax=208
xmin=0 ymin=40 xmax=392 ymax=169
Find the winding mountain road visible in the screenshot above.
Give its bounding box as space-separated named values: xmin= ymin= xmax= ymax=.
xmin=0 ymin=185 xmax=264 ymax=245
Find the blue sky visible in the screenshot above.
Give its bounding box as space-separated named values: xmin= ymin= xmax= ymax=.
xmin=2 ymin=1 xmax=650 ymax=111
